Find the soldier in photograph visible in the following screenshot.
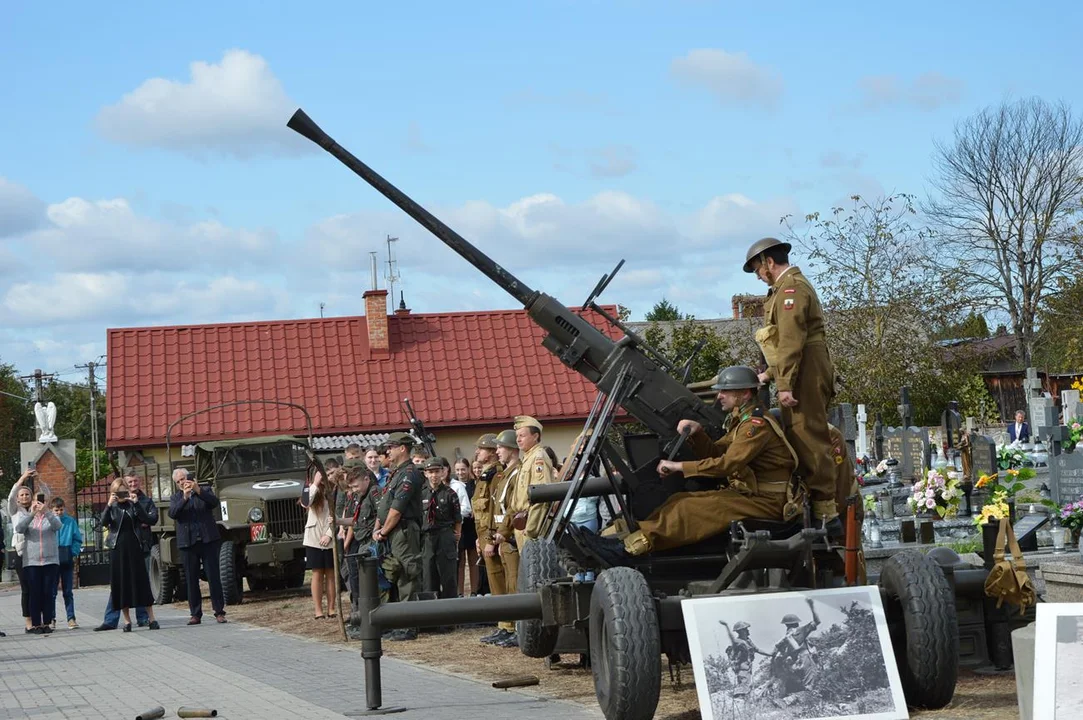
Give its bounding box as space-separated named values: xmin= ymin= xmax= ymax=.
xmin=771 ymin=598 xmax=822 ymax=700
xmin=719 ymin=619 xmax=773 ymax=704
xmin=744 ymin=237 xmax=840 ymax=531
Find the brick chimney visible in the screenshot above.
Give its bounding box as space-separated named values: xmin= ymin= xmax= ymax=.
xmin=364 ymin=289 xmax=390 ymax=353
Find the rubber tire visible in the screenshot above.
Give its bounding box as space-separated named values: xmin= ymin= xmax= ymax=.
xmin=589 ymin=567 xmax=661 ymax=720
xmin=878 ymin=549 xmax=958 ymax=709
xmin=285 ymin=560 xmax=307 ymax=588
xmin=219 ymin=539 xmax=244 ymax=606
xmin=150 ymin=544 xmax=176 ymax=605
xmin=517 ymin=538 xmax=564 ymax=658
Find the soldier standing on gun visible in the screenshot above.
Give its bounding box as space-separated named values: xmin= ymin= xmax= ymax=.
xmin=420 ymin=456 xmax=462 ymax=601
xmin=373 ymin=432 xmax=424 ymax=641
xmin=485 ymin=430 xmax=522 ymax=648
xmin=473 ymin=434 xmax=510 ymax=644
xmin=744 ymin=237 xmax=840 ymax=530
xmin=772 ymin=599 xmax=821 ymax=700
xmin=720 ymin=620 xmax=773 ymax=708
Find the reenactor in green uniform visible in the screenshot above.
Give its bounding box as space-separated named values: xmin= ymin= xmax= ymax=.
xmin=339 ymin=465 xmax=381 ymax=627
xmin=486 ymin=430 xmax=522 ymax=648
xmin=421 ymin=456 xmax=462 ymax=599
xmin=744 ymin=236 xmax=840 ymax=529
xmin=623 ymin=366 xmax=800 ymax=556
xmin=374 ymin=431 xmax=424 ymax=641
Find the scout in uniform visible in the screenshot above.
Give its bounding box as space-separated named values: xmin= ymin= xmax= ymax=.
xmin=496 ymin=415 xmax=556 ymax=548
xmin=485 ymin=429 xmax=522 ymax=648
xmin=339 ymin=465 xmax=381 ymax=620
xmin=373 ymin=431 xmax=424 ymax=641
xmin=420 ymin=456 xmax=462 ymax=599
xmin=745 ymin=236 xmax=840 ymax=529
xmin=622 ymin=366 xmax=800 ymax=556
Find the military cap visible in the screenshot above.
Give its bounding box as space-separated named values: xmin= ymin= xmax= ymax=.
xmin=733 ymin=621 xmax=750 ymax=632
xmin=343 ymin=456 xmax=366 ymax=468
xmin=781 ymin=613 xmax=800 ymax=625
xmin=513 ymin=415 xmax=543 ymax=432
xmin=384 ymin=431 xmax=416 ymax=447
xmin=424 ymin=455 xmax=450 ymax=470
xmin=711 ymin=365 xmax=760 ymax=391
xmin=475 ymin=433 xmax=498 ymax=450
xmin=495 ymin=429 xmax=518 ymax=449
xmin=742 ymin=236 xmax=792 ymax=273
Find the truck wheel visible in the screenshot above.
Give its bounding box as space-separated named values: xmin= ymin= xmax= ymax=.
xmin=285 ymin=560 xmax=306 ymax=588
xmin=219 ymin=540 xmax=245 ymax=605
xmin=589 ymin=567 xmax=661 ymax=720
xmin=879 ymin=550 xmax=958 ymax=709
xmin=151 ymin=545 xmax=176 ymax=605
xmin=517 ymin=538 xmax=564 ymax=658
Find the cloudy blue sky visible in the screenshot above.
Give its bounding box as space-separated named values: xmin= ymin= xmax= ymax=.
xmin=2 ymin=1 xmax=1081 ymax=380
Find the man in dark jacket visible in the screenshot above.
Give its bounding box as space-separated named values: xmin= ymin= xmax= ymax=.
xmin=94 ymin=469 xmax=159 ymax=631
xmin=167 ymin=469 xmax=226 ymax=624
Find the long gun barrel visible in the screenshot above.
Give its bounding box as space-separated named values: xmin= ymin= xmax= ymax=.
xmin=287 ymin=109 xmax=726 ymax=440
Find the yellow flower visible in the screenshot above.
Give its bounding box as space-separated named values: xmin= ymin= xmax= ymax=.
xmin=976 ymin=474 xmax=996 ymax=489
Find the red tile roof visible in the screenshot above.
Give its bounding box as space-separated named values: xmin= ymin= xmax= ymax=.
xmin=106 ymin=306 xmax=622 ymax=448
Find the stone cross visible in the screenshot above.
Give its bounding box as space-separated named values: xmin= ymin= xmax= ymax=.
xmin=897 ymin=386 xmax=913 ymax=428
xmin=856 ymin=404 xmax=869 ymax=458
xmin=1022 ymin=367 xmax=1043 ymax=401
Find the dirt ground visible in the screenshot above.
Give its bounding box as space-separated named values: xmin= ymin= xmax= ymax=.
xmin=194 ymin=586 xmax=1022 ymax=720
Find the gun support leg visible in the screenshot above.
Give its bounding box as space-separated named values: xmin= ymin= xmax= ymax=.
xmin=345 ymin=556 xmax=407 ymax=716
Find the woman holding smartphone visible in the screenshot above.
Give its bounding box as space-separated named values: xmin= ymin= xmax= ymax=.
xmin=7 ymin=468 xmax=38 ymax=632
xmin=14 ymin=487 xmax=62 ymax=634
xmin=101 ymin=478 xmax=159 ymax=631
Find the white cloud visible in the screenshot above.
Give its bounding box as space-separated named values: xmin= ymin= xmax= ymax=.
xmin=670 ymin=49 xmax=783 ymax=110
xmin=0 ymin=177 xmax=45 ymax=237
xmin=551 ymin=144 xmax=638 ymax=178
xmin=95 ymin=49 xmax=310 ymax=159
xmin=857 ymin=72 xmax=964 ymax=111
xmin=16 ymin=196 xmax=279 ymax=272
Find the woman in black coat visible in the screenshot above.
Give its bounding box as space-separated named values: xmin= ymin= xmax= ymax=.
xmin=101 ymin=478 xmax=159 ymax=631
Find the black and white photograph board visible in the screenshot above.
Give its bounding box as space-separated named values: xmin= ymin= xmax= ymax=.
xmin=1033 ymin=602 xmax=1083 ymax=719
xmin=682 ymin=586 xmax=909 ymax=720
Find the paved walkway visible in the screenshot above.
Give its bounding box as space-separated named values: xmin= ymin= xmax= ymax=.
xmin=0 ymin=587 xmax=601 ymax=720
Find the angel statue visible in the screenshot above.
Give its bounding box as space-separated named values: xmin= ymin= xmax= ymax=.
xmin=35 ymin=401 xmax=58 ymax=443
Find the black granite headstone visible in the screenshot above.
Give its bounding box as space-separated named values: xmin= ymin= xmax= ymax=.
xmin=1013 ymin=512 xmax=1050 ymax=552
xmin=883 ymin=427 xmax=929 ymax=481
xmin=969 ymin=434 xmax=997 ymax=479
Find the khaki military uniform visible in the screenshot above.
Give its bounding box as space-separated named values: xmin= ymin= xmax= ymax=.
xmin=624 ymin=402 xmax=797 ymax=555
xmin=498 ymin=443 xmax=555 ymax=547
xmin=493 ymin=461 xmax=522 ymax=627
xmin=377 ymin=460 xmax=424 ymax=600
xmin=829 ymin=425 xmax=865 ymax=582
xmin=756 ymin=266 xmax=838 ymax=520
xmin=472 ymin=461 xmax=505 ymax=599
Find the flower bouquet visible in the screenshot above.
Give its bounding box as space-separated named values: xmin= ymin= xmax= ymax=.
xmin=996 ymin=445 xmax=1029 ymax=470
xmin=907 ymin=468 xmax=962 ymax=518
xmin=973 ymin=490 xmax=1011 ymax=527
xmin=1059 ymin=497 xmax=1083 ymax=544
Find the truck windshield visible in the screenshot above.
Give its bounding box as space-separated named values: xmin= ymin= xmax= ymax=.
xmin=213 ymin=444 xmax=308 ymax=478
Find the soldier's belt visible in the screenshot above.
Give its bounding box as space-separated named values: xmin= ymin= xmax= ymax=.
xmin=757 ymin=480 xmax=790 ymax=495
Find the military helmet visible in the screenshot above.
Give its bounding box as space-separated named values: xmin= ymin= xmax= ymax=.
xmin=733 ymin=621 xmax=750 ymax=632
xmin=742 ymin=236 xmax=792 ymax=274
xmin=711 ymin=365 xmax=761 ymax=391
xmin=475 ymin=433 xmax=498 ymax=450
xmin=781 ymin=613 xmax=800 ymax=626
xmin=495 ymin=429 xmax=518 ymax=449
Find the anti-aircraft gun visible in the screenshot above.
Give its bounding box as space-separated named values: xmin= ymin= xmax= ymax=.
xmin=287 ymin=109 xmax=726 ymax=522
xmin=287 ymin=110 xmax=961 ymax=720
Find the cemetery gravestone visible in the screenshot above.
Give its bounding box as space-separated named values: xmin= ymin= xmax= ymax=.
xmin=1051 ymin=451 xmax=1083 ymax=505
xmin=1062 ymin=390 xmax=1083 ymax=424
xmin=883 ymin=426 xmax=929 ymax=481
xmin=968 ymin=434 xmax=997 ymax=480
xmin=856 ymin=404 xmax=869 ymax=459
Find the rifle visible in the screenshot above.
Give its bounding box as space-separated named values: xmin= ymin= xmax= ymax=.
xmin=402 ymin=397 xmax=437 ymax=457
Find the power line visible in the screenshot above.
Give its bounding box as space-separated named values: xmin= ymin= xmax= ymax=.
xmin=75 ymin=360 xmax=106 ymax=480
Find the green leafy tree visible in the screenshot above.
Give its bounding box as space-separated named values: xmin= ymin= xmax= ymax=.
xmin=642 ymin=317 xmax=758 ymax=385
xmin=1035 ymin=243 xmax=1083 ymax=371
xmin=785 ymin=194 xmax=977 ymax=425
xmin=934 ymin=311 xmax=990 ymax=341
xmin=644 ymin=298 xmax=685 ymax=322
xmin=956 ymin=373 xmax=1001 ymax=426
xmin=0 ymin=360 xmax=35 ymax=491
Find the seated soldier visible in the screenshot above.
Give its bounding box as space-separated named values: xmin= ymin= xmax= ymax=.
xmin=566 ymin=366 xmax=799 ymax=560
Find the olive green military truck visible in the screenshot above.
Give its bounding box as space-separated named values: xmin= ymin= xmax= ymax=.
xmin=150 ymin=435 xmax=310 ymax=605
